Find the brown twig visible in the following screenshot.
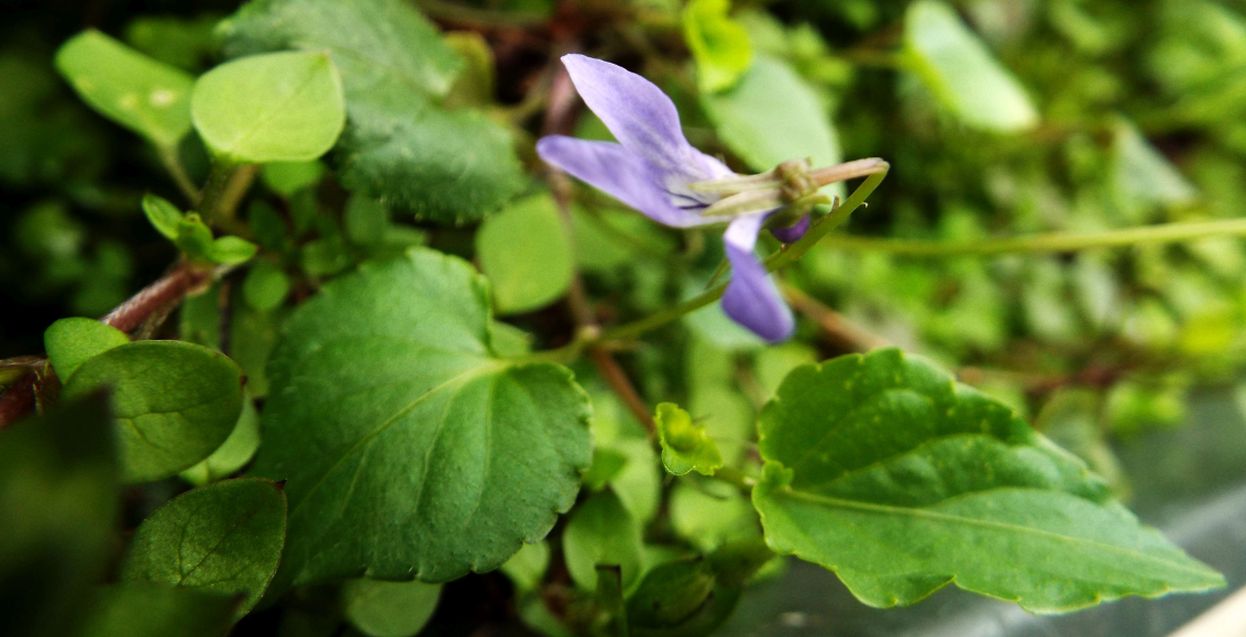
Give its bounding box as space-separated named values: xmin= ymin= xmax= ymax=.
xmin=781 ymin=284 xmax=890 ymax=352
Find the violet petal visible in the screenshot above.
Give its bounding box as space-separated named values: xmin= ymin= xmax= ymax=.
xmin=560 ymin=54 xmax=732 ymax=184
xmin=536 ymin=136 xmax=710 ymax=228
xmin=721 ymin=215 xmax=795 ymax=342
xmin=770 ymin=215 xmax=811 ymax=243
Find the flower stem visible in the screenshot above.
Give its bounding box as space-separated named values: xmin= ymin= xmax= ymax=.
xmin=598 ymin=163 xmax=891 ymax=343
xmin=820 ymin=217 xmax=1246 ymax=256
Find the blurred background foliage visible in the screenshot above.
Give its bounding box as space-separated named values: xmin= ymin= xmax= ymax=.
xmin=3 ymin=0 xmax=1246 ymax=630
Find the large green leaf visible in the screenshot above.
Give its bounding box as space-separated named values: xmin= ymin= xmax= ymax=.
xmin=55 ymin=30 xmax=194 ymax=148
xmin=191 ymin=50 xmax=345 ymax=163
xmin=903 ymin=0 xmax=1038 ymax=132
xmin=702 ymin=54 xmax=840 ymax=172
xmin=254 ymin=248 xmax=592 ymax=586
xmin=217 ymin=0 xmax=522 ymax=223
xmin=752 ymin=349 xmax=1224 ymax=612
xmin=121 ymin=478 xmax=287 ymax=617
xmin=0 ymin=394 xmax=117 ymax=637
xmin=62 ymin=341 xmax=244 ymax=483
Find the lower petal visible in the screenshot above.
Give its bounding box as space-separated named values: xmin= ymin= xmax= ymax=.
xmin=721 ymin=215 xmax=795 ymax=342
xmin=536 ymin=136 xmax=709 ymax=228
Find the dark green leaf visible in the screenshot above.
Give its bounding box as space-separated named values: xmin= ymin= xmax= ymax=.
xmin=752 ymin=349 xmax=1225 ymax=611
xmin=191 ymin=51 xmax=345 ymax=163
xmin=79 ymin=584 xmax=239 ymax=637
xmin=121 ymin=478 xmax=286 ymax=617
xmin=255 ymin=248 xmax=591 ymax=586
xmin=0 ymin=394 xmax=117 ymax=637
xmin=181 ymin=397 xmax=262 ymax=485
xmin=43 ymin=317 xmax=129 ymax=380
xmin=342 ymin=579 xmax=442 ymax=637
xmin=62 ymin=341 xmax=244 ymax=483
xmin=55 ymin=30 xmax=194 ymax=147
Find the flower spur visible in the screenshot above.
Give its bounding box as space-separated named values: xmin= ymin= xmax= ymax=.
xmin=536 ymin=54 xmax=885 ymax=342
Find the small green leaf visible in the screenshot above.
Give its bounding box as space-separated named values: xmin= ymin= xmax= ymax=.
xmin=752 ymin=349 xmax=1225 ymax=611
xmin=261 ymin=160 xmax=326 ymax=197
xmin=1111 ymin=118 xmax=1198 ymax=211
xmin=342 ymin=579 xmax=442 ymax=637
xmin=206 ymin=236 xmax=259 ymax=266
xmin=44 ymin=317 xmax=129 ymax=380
xmin=562 ymin=491 xmax=644 ymax=592
xmin=670 ymin=481 xmax=758 ymax=552
xmin=0 ymin=394 xmax=118 ymax=637
xmin=476 ymin=193 xmax=574 ymax=315
xmin=141 ymin=194 xmax=183 ymax=240
xmin=683 ymin=0 xmax=753 ymax=93
xmin=121 ymin=478 xmax=286 ymax=617
xmin=255 ymin=249 xmax=591 ymax=586
xmin=175 ymin=214 xmax=215 ymax=257
xmin=191 ymin=51 xmax=345 ymax=163
xmin=242 ymin=262 xmax=290 ymax=312
xmin=501 ymin=541 xmax=550 ymax=591
xmin=181 ymin=398 xmax=262 ymax=485
xmin=80 ymin=584 xmax=239 ymax=637
xmin=62 ymin=341 xmax=244 ymax=483
xmin=655 ymin=402 xmax=723 ymax=477
xmin=702 ymin=54 xmax=840 ymax=172
xmin=55 ymin=30 xmax=194 ymax=147
xmin=904 ymin=0 xmax=1038 ymax=132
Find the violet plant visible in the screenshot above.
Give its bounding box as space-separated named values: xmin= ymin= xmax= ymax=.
xmin=3 ymin=1 xmax=1243 ymax=635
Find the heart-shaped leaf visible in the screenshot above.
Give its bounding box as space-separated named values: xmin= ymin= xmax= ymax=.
xmin=254 ymin=248 xmax=591 ymax=586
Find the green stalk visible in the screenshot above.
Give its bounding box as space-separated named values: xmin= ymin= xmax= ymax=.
xmin=822 ymin=217 xmax=1246 ymax=257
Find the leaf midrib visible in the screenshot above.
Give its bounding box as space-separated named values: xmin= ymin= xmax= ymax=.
xmin=772 ymin=486 xmax=1218 ymax=579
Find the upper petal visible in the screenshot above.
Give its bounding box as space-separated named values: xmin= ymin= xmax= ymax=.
xmin=536 ymin=135 xmax=713 ymax=228
xmin=561 ymin=54 xmax=731 ymax=183
xmin=721 ymin=215 xmax=795 ymax=342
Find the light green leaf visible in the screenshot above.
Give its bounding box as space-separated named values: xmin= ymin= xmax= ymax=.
xmin=141 ymin=194 xmax=183 ymax=240
xmin=241 ymin=261 xmax=290 ymax=312
xmin=702 ymin=54 xmax=840 ymax=172
xmin=261 ymin=160 xmax=326 ymax=197
xmin=476 ymin=193 xmax=574 ymax=314
xmin=1111 ymin=119 xmax=1198 ymax=210
xmin=43 ymin=317 xmax=129 ymax=380
xmin=217 ymin=0 xmax=462 ymax=101
xmin=80 ymin=584 xmax=239 ymax=637
xmin=342 ymin=579 xmax=442 ymax=637
xmin=55 ymin=30 xmax=194 ymax=147
xmin=121 ymin=478 xmax=286 ymax=617
xmin=254 ymin=248 xmax=591 ymax=586
xmin=336 ymin=88 xmax=524 ymax=224
xmin=0 ymin=394 xmax=118 ymax=637
xmin=206 ymin=236 xmax=259 ymax=266
xmin=683 ymin=0 xmax=753 ymax=93
xmin=191 ymin=51 xmax=345 ymax=163
xmin=501 ymin=541 xmax=550 ymax=591
xmin=562 ymin=491 xmax=644 ymax=592
xmin=655 ymin=402 xmax=723 ymax=477
xmin=670 ymin=481 xmax=758 ymax=552
xmin=62 ymin=341 xmax=244 ymax=484
xmin=903 ymin=0 xmax=1038 ymax=132
xmin=752 ymin=349 xmax=1224 ymax=611
xmin=180 ymin=398 xmax=262 ymax=485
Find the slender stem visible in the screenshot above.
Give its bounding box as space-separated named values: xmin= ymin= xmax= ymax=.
xmin=822 ymin=217 xmax=1246 ymax=257
xmin=598 ymin=164 xmax=891 ymax=343
xmin=157 ymin=145 xmax=200 ymax=203
xmin=782 ymin=284 xmax=890 ymax=352
xmin=103 ymin=263 xmax=214 ymax=333
xmin=198 ymin=160 xmax=257 ymax=227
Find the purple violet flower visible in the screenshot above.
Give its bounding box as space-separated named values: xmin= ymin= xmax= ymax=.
xmin=537 ymin=54 xmax=886 ymax=342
